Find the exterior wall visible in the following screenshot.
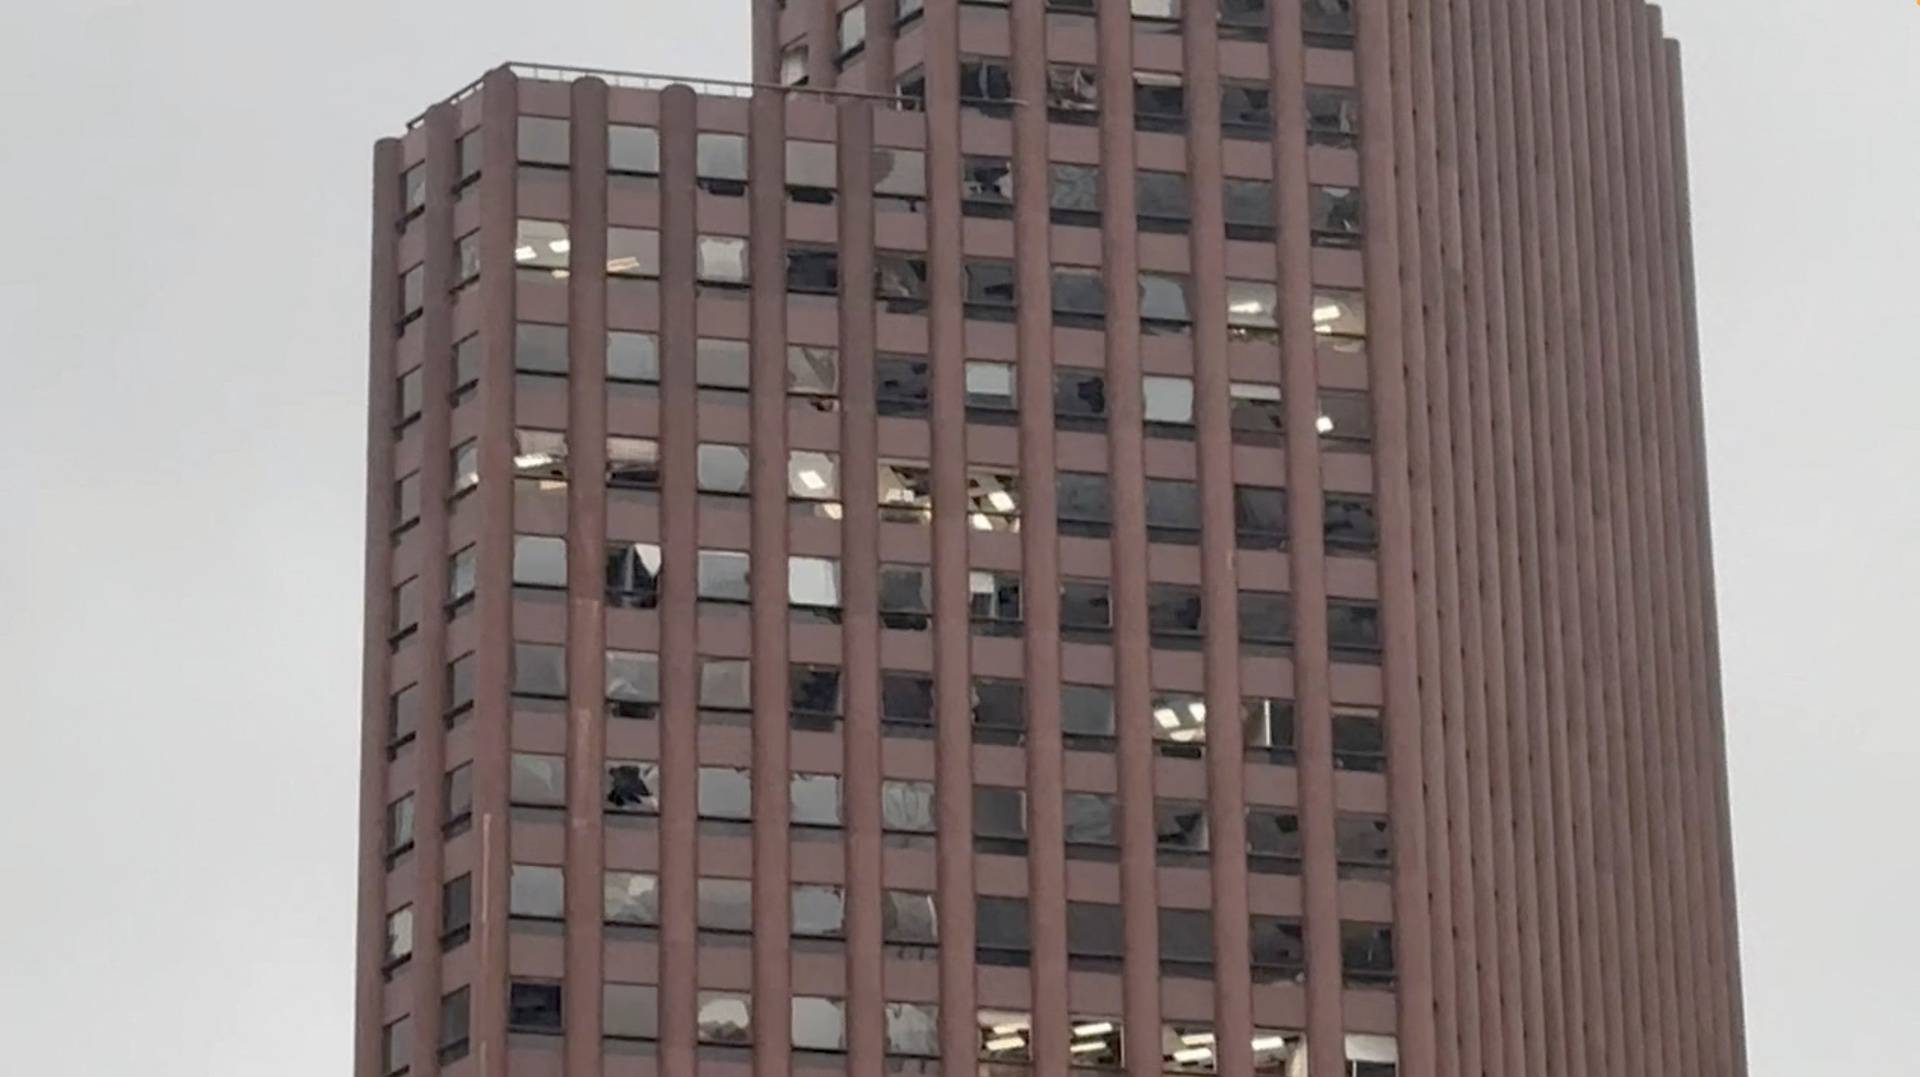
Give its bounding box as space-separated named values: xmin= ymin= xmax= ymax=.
xmin=357 ymin=2 xmax=1744 ymax=1076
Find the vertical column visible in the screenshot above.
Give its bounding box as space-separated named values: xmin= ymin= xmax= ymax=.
xmin=357 ymin=134 xmax=405 ymax=1077
xmin=919 ymin=4 xmax=979 ymax=1065
xmin=835 ymin=100 xmax=886 ymax=1077
xmin=1092 ymin=8 xmax=1164 ymax=1075
xmin=564 ymin=76 xmax=612 ymax=1075
xmin=654 ymin=83 xmax=702 ymax=1077
xmin=864 ymin=0 xmax=900 ymax=99
xmin=1353 ymin=3 xmax=1438 ymax=1074
xmin=748 ymin=77 xmax=795 ymax=1077
xmin=472 ymin=66 xmax=522 ymax=1076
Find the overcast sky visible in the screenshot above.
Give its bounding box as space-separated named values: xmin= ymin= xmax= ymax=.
xmin=0 ymin=2 xmax=1912 ymax=1073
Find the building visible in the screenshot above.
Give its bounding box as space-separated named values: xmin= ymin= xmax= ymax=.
xmin=355 ymin=1 xmax=1746 ymax=1075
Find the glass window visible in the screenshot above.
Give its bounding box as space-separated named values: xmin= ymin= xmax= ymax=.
xmin=1061 ymin=683 xmax=1116 ymax=746
xmin=959 ymin=56 xmax=1016 ymax=114
xmin=1221 ymin=80 xmax=1274 ymax=138
xmin=697 ymin=444 xmax=751 ymax=496
xmin=605 ymin=540 xmax=661 ymax=608
xmin=788 ymin=450 xmax=840 ymax=507
xmin=696 ymin=133 xmax=749 ymax=190
xmin=389 ymin=684 xmax=420 ymax=749
xmin=608 ymin=124 xmax=660 ymax=174
xmin=879 ymin=563 xmax=932 ymax=629
xmin=604 ymin=870 xmax=660 ymax=925
xmin=451 ymin=439 xmax=479 ymax=495
xmin=1064 ymin=792 xmax=1117 ymax=853
xmin=1052 ymin=267 xmax=1106 ymax=325
xmin=517 ymin=116 xmax=569 ymax=166
xmin=698 ymin=768 xmax=753 ymax=822
xmin=875 ymin=148 xmax=928 ymax=207
xmin=1236 ymin=485 xmax=1289 ymax=549
xmin=972 ymin=677 xmax=1026 ymax=743
xmin=607 ymin=649 xmax=660 ymax=715
xmin=1306 ymin=85 xmax=1361 ymax=147
xmin=510 ymin=864 xmax=564 ymax=919
xmin=401 ymin=165 xmax=426 ymax=217
xmin=1148 ymin=583 xmax=1205 ymax=647
xmin=1061 ymin=579 xmax=1113 ymax=639
xmin=791 ymin=773 xmax=843 ymax=828
xmin=974 ymin=786 xmax=1027 ymax=849
xmin=1329 ymin=599 xmax=1382 ymax=658
xmin=456 ymin=131 xmax=481 ymax=184
xmin=792 ymin=996 xmax=848 ymax=1053
xmin=1337 ymin=814 xmax=1393 ymax=880
xmin=382 ymin=1016 xmax=412 ymax=1076
xmin=608 ymin=330 xmax=659 ymax=384
xmin=443 ymin=763 xmax=472 ymax=832
xmin=883 ymin=891 xmax=940 ymax=946
xmin=697 ymin=992 xmax=752 ymax=1044
xmin=781 ymin=43 xmax=809 ymax=87
xmin=1325 ymin=493 xmax=1377 ymax=551
xmin=1146 ymin=478 xmax=1203 ymax=545
xmin=452 ymin=334 xmax=481 ymax=396
xmin=1057 ymin=472 xmax=1111 ymax=537
xmin=514 ymin=219 xmax=569 ymax=275
xmin=837 ymin=1 xmax=868 ymax=56
xmin=1248 ymin=808 xmax=1303 ymax=874
xmin=1334 ymin=705 xmax=1387 ymax=771
xmin=454 ymin=232 xmax=480 ymax=286
xmin=391 ymin=577 xmax=421 ymax=639
xmin=1134 ymin=70 xmax=1187 ymax=133
xmin=606 ymin=226 xmax=660 ymax=277
xmin=1046 ymin=62 xmax=1100 ymax=121
xmin=697 ymin=235 xmax=749 ymax=285
xmin=439 ymin=987 xmax=471 ymax=1062
xmin=604 ymin=983 xmax=659 ymax=1041
xmin=446 ymin=653 xmax=475 ymax=715
xmin=697 ymin=549 xmax=752 ymax=603
xmin=442 ymin=875 xmax=472 ymax=948
xmin=1318 ymin=389 xmax=1374 ymax=449
xmin=1250 ymin=915 xmax=1308 ymax=980
xmin=976 ymin=896 xmax=1031 ymax=964
xmin=1311 ymin=184 xmax=1364 ymax=247
xmin=967 ymin=467 xmax=1020 ymax=531
xmin=1220 ymin=0 xmax=1270 ymax=40
xmin=786 ymin=140 xmax=837 ymax=201
xmin=1144 ymin=374 xmax=1195 ymax=433
xmin=512 ymin=641 xmax=566 ymax=698
xmin=1156 ymin=799 xmax=1210 ymax=860
xmin=396 ymin=368 xmax=423 ymax=426
xmin=978 ymin=1006 xmax=1033 ymax=1058
xmin=787 ymin=244 xmax=840 ymax=292
xmin=605 ymin=761 xmax=660 ymax=814
xmin=792 ymin=884 xmax=846 ymax=938
xmin=875 ymin=357 xmax=931 ymax=417
xmin=969 ymin=571 xmax=1023 ymax=637
xmin=1053 ymin=368 xmax=1108 ymax=429
xmin=399 ymin=265 xmax=424 ymax=320
xmin=1152 ymin=692 xmax=1209 ymax=754
xmin=1140 ymin=272 xmax=1194 ymax=329
xmin=1245 ymin=696 xmax=1296 ymax=764
xmin=788 ymin=344 xmax=839 ymax=399
xmin=886 ymin=1001 xmax=940 ymax=1057
xmin=697 ymin=337 xmax=752 ymax=392
xmin=1230 ymin=382 xmax=1286 ymax=444
xmin=512 ymin=534 xmax=566 ymax=589
xmin=1067 ymin=901 xmax=1125 ymax=968
xmin=384 ymin=906 xmax=414 ymax=966
xmin=965 ymin=361 xmax=1018 ymax=423
xmin=510 ymin=752 xmax=566 ymax=807
xmin=1228 ymin=279 xmax=1280 ymax=337
xmin=1225 ymin=176 xmax=1278 ymax=239
xmin=876 ymin=253 xmax=931 ymax=311
xmin=1240 ymin=590 xmax=1294 ymax=647
xmin=699 ymin=658 xmax=752 ymax=713
xmin=1050 ymin=163 xmax=1101 ymax=225
xmin=1160 ymin=908 xmax=1214 ymax=977
xmin=790 ymin=664 xmax=842 ymax=727
xmin=962 ymin=155 xmax=1014 ymax=216
xmin=964 ymin=259 xmax=1017 ymax=318
xmin=508 ymin=981 xmax=563 ymax=1034
xmin=511 ymin=428 xmax=568 ymax=486
xmin=1312 ymin=287 xmax=1368 ymax=338
xmin=882 ymin=671 xmax=936 ymax=733
xmin=1342 ymin=922 xmax=1396 ymax=987
xmin=882 ymin=779 xmax=936 ymax=834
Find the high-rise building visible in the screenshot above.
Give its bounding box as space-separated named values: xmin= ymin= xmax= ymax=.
xmin=355 ymin=2 xmax=1745 ymax=1076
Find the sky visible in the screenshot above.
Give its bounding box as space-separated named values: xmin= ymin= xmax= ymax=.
xmin=0 ymin=1 xmax=1912 ymax=1073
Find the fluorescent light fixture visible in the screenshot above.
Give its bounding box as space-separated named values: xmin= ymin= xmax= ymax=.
xmin=1316 ymin=414 xmax=1336 ymax=434
xmin=1072 ymin=1021 xmax=1114 ymax=1037
xmin=984 ymin=1035 xmax=1027 ymax=1052
xmin=548 ymin=238 xmax=571 ymax=254
xmin=1313 ymin=303 xmax=1343 ymax=321
xmin=987 ymin=490 xmax=1017 ymax=512
xmin=515 ymin=245 xmax=537 ymax=261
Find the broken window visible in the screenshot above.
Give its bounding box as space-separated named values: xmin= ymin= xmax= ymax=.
xmin=967 ymin=467 xmax=1021 ymax=531
xmin=1050 ymin=163 xmax=1101 ymax=226
xmin=787 ymin=345 xmax=839 ymax=401
xmin=1052 ymin=266 xmax=1106 ymax=327
xmin=879 ymin=563 xmax=932 ymax=630
xmin=1306 ymin=85 xmax=1361 ymax=147
xmin=697 ymin=992 xmax=752 ymax=1044
xmin=875 ymin=356 xmax=931 ymax=417
xmin=1134 ymin=70 xmax=1187 ymax=133
xmin=1227 ymin=279 xmax=1280 ymax=339
xmin=1250 ymin=915 xmax=1308 ymax=981
xmin=789 ymin=664 xmax=842 ymax=730
xmin=791 ymin=772 xmax=843 ymax=830
xmin=695 ymin=133 xmax=748 ymax=194
xmin=1248 ymin=808 xmax=1303 ymax=875
xmin=605 ymin=649 xmax=659 ymax=717
xmin=1342 ymin=922 xmax=1396 ymax=987
xmin=1046 ymin=63 xmax=1100 ymax=123
xmin=959 ymin=56 xmax=1015 ymax=116
xmin=1235 ymin=485 xmax=1290 ymax=549
xmin=883 ymin=890 xmax=940 ymax=946
xmin=875 ymin=253 xmax=931 ymax=313
xmin=964 ymin=259 xmax=1018 ymax=320
xmin=1148 ymin=583 xmax=1205 ymax=649
xmin=1244 ymin=697 xmax=1297 ymax=764
xmin=793 ymin=997 xmax=848 ymax=1053
xmin=969 ymin=570 xmax=1023 ymax=637
xmin=1328 ymin=599 xmax=1382 ymax=659
xmin=788 ymin=451 xmax=840 ymax=513
xmin=1140 ymin=272 xmax=1194 ymax=331
xmin=1324 ymin=493 xmax=1378 ymax=552
xmin=962 ymin=155 xmax=1014 ymax=217
xmin=605 ymin=761 xmax=660 ymax=814
xmin=513 ymin=428 xmax=569 ymax=484
xmin=604 ymin=541 xmax=661 ymax=609
xmin=1311 ymin=184 xmax=1363 ymax=247
xmin=1221 ymin=80 xmax=1274 ymax=138
xmin=886 ymin=1001 xmax=940 ymax=1057
xmin=1219 ymin=0 xmax=1270 ymax=40
xmin=1054 ymin=368 xmax=1108 ymax=429
xmin=604 ymin=871 xmax=660 ymax=925
xmin=878 ymin=459 xmax=934 ymax=522
xmin=882 ymin=779 xmax=937 ymax=835
xmin=881 ymin=671 xmax=935 ymax=735
xmin=1318 ymin=389 xmax=1374 ymax=450
xmin=1337 ymin=814 xmax=1393 ymax=881
xmin=696 ymin=235 xmax=749 ymax=287
xmin=791 ymin=884 xmax=846 ymax=940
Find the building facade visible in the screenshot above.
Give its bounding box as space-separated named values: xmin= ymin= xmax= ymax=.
xmin=356 ymin=2 xmax=1745 ymax=1076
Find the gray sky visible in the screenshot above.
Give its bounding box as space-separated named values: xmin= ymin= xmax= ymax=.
xmin=0 ymin=2 xmax=1911 ymax=1073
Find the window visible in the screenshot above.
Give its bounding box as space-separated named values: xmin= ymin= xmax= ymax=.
xmin=875 ymin=147 xmax=927 ymax=209
xmin=509 ymin=863 xmax=564 ymax=920
xmin=454 ymin=232 xmax=479 ymax=286
xmin=979 ymin=1008 xmax=1034 ymax=1060
xmin=1325 ymin=493 xmax=1377 ymax=552
xmin=1219 ymin=0 xmax=1270 ymax=40
xmin=969 ymin=571 xmax=1023 ymax=637
xmin=452 ymin=334 xmax=480 ymax=398
xmin=1342 ymin=922 xmax=1396 ymax=987
xmin=972 ymin=677 xmax=1026 ymax=744
xmin=1334 ymin=705 xmax=1387 ymax=771
xmin=446 ymin=654 xmax=475 ymax=717
xmin=509 ymin=980 xmax=563 ymax=1034
xmin=1250 ymin=915 xmax=1308 ymax=981
xmin=790 ymin=664 xmax=842 ymax=729
xmin=391 ymin=577 xmax=421 ymax=640
xmin=699 ymin=658 xmax=752 ymax=716
xmin=876 ymin=253 xmax=931 ymax=313
xmin=385 ymin=794 xmax=415 ymax=857
xmin=1141 ymin=272 xmax=1195 ymax=331
xmin=1050 ymin=163 xmax=1101 ymax=226
xmin=609 ymin=124 xmax=660 ymax=175
xmin=512 ymin=641 xmax=567 ymax=698
xmin=605 ymin=541 xmax=661 ymax=609
xmin=1144 ymin=374 xmax=1195 ymax=437
xmin=513 ymin=428 xmax=568 ymax=484
xmin=793 ymin=996 xmax=848 ymax=1053
xmin=389 ymin=685 xmax=420 ymax=751
xmin=514 ymin=219 xmax=569 ymax=276
xmin=1236 ymin=485 xmax=1289 ymax=549
xmin=395 ymin=368 xmax=423 ymax=427
xmin=791 ymin=772 xmax=843 ymax=830
xmin=897 ymin=0 xmax=925 ymax=22
xmin=1329 ymin=599 xmax=1382 ymax=659
xmin=697 ymin=235 xmax=749 ymax=287
xmin=958 ymin=56 xmax=1015 ymax=116
xmin=792 ymin=884 xmax=846 ymax=939
xmin=886 ymin=1001 xmax=941 ymax=1058
xmin=882 ymin=779 xmax=936 ymax=836
xmin=1064 ymin=792 xmax=1118 ymax=859
xmin=1134 ymin=70 xmax=1187 ymax=133
xmin=780 ymin=42 xmax=809 ymax=87
xmin=787 ymin=140 xmax=837 ymax=203
xmin=697 ymin=992 xmax=752 ymax=1044
xmin=518 ymin=116 xmax=569 ymax=166
xmin=1221 ymin=80 xmax=1274 ymax=138
xmin=875 ymin=356 xmax=931 ymax=417
xmin=605 ymin=761 xmax=660 ymax=814
xmin=881 ymin=671 xmax=935 ymax=735
xmin=974 ymin=786 xmax=1027 ymax=854
xmin=1227 ymin=280 xmax=1280 ymax=339
xmin=1224 ymin=176 xmax=1277 ymax=240
xmin=1057 ymin=472 xmax=1111 ymax=537
xmin=1061 ymin=578 xmax=1113 ymax=641
xmin=442 ymin=874 xmax=472 ymax=948
xmin=1156 ymin=798 xmax=1210 ymax=861
xmin=896 ymin=66 xmax=927 ymax=111
xmin=604 ymin=870 xmax=660 ymax=925
xmin=509 ymin=752 xmax=565 ymax=808
xmin=787 ymin=345 xmax=839 ymax=403
xmin=1146 ymin=478 xmax=1202 ymax=545
xmin=696 ymin=337 xmax=752 ymax=394
xmin=1152 ymin=692 xmax=1208 ymax=755
xmin=788 ymin=451 xmax=840 ymax=515
xmin=1307 ymin=86 xmax=1361 ymax=147
xmin=1230 ymin=382 xmax=1286 ymax=444
xmin=1318 ymin=389 xmax=1373 ymax=450
xmin=455 ymin=131 xmax=481 ymax=186
xmin=965 ymin=361 xmax=1017 ymax=424
xmin=399 ymin=266 xmax=423 ymax=323
xmin=1248 ymin=808 xmax=1302 ymax=874
xmin=1160 ymin=908 xmax=1214 ymax=978
xmin=967 ymin=467 xmax=1021 ymax=531
xmin=1067 ymin=901 xmax=1125 ymax=970
xmin=1061 ymin=683 xmax=1116 ymax=749
xmin=384 ymin=906 xmax=414 ymax=968
xmin=443 ymin=763 xmax=472 ymax=834
xmin=1245 ymin=697 xmax=1295 ymax=764
xmin=1046 ymin=62 xmax=1100 ymax=122
xmin=883 ymin=890 xmax=940 ymax=946
xmin=697 ymin=549 xmax=752 ymax=604
xmin=1149 ymin=583 xmax=1204 ymax=648
xmin=1313 ymin=287 xmax=1368 ymax=339
xmin=606 ymin=226 xmax=660 ymax=277
xmin=1054 ymin=368 xmax=1108 ymax=429
xmin=401 ymin=165 xmax=426 ymax=218
xmin=1337 ymin=814 xmax=1393 ymax=880
xmin=1052 ymin=266 xmax=1106 ymax=327
xmin=512 ymin=534 xmax=566 ymax=589
xmin=604 ymin=983 xmax=659 ymax=1041
xmin=696 ymin=444 xmax=750 ymax=498
xmin=787 ymin=243 xmax=839 ymax=293
xmin=438 ymin=987 xmax=470 ymax=1063
xmin=962 ymin=155 xmax=1014 ymax=217
xmin=608 ymin=331 xmax=659 ymax=385
xmin=976 ymin=895 xmax=1031 ymax=965
xmin=964 ymin=259 xmax=1017 ymax=320
xmin=1311 ymin=184 xmax=1363 ymax=247
xmin=879 ymin=563 xmax=932 ymax=630
xmin=695 ymin=133 xmax=748 ymax=194
xmin=382 ymin=1016 xmax=412 ymax=1076
xmin=1241 ymin=590 xmax=1293 ymax=650
xmin=606 ymin=649 xmax=659 ymax=717
xmin=1134 ymin=0 xmax=1181 ymax=25
xmin=836 ymin=0 xmax=868 ymax=57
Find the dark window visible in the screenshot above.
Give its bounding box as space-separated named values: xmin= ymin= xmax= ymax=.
xmin=1250 ymin=915 xmax=1307 ymax=982
xmin=1324 ymin=493 xmax=1378 ymax=552
xmin=606 ymin=761 xmax=660 ymax=814
xmin=1337 ymin=814 xmax=1393 ymax=881
xmin=969 ymin=571 xmax=1023 ymax=637
xmin=1319 ymin=389 xmax=1374 ymax=450
xmin=1134 ymin=71 xmax=1186 ymax=133
xmin=879 ymin=564 xmax=933 ymax=631
xmin=786 ymin=244 xmax=840 ymax=293
xmin=517 ymin=116 xmax=569 ymax=167
xmin=1156 ymin=798 xmax=1210 ymax=862
xmin=1146 ymin=478 xmax=1202 ymax=545
xmin=1057 ymin=472 xmax=1111 ymax=537
xmin=1046 ymin=63 xmax=1100 ymax=123
xmin=875 ymin=253 xmax=931 ymax=314
xmin=1311 ymin=184 xmax=1363 ymax=247
xmin=442 ymin=874 xmax=472 ymax=948
xmin=1148 ymin=583 xmax=1204 ymax=649
xmin=1054 ymin=369 xmax=1108 ymax=430
xmin=455 ymin=131 xmax=481 ymax=185
xmin=1066 ymin=901 xmax=1125 ymax=970
xmin=446 ymin=654 xmax=475 ymax=718
xmin=1140 ymin=272 xmax=1194 ymax=331
xmin=972 ymin=677 xmax=1026 ymax=745
xmin=1061 ymin=579 xmax=1113 ymax=641
xmin=895 ymin=66 xmax=926 ymax=110
xmin=1224 ymin=177 xmax=1277 ymax=240
xmin=959 ymin=56 xmax=1015 ymax=116
xmin=962 ymin=155 xmax=1014 ymax=217
xmin=1160 ymin=907 xmax=1215 ymax=977
xmin=1244 ymin=697 xmax=1296 ymax=764
xmin=443 ymin=763 xmax=472 ymax=834
xmin=1303 ymin=0 xmax=1357 ymax=48
xmin=1306 ymin=85 xmax=1360 ymax=147
xmin=976 ymin=895 xmax=1031 ymax=965
xmin=790 ymin=664 xmax=843 ymax=730
xmin=1334 ymin=706 xmax=1387 ymax=771
xmin=1342 ymin=922 xmax=1396 ymax=987
xmin=1050 ymin=163 xmax=1101 ymax=226
xmin=1230 ymin=382 xmax=1286 ymax=445
xmin=1240 ymin=591 xmax=1294 ymax=650
xmin=1248 ymin=808 xmax=1303 ymax=875
xmin=875 ymin=355 xmax=931 ymax=417
xmin=1221 ymin=80 xmax=1274 ymax=138
xmin=1061 ymin=683 xmax=1116 ymax=750
xmin=1064 ymin=793 xmax=1118 ymax=859
xmin=964 ymin=259 xmax=1018 ymax=320
xmin=438 ymin=987 xmax=471 ymax=1062
xmin=452 ymin=335 xmax=481 ymax=398
xmin=1328 ymin=600 xmax=1382 ymax=660
xmin=1235 ymin=485 xmax=1289 ymax=549
xmin=883 ymin=890 xmax=940 ymax=946
xmin=881 ymin=671 xmax=936 ymax=736
xmin=512 ymin=642 xmax=566 ymax=698
xmin=974 ymin=786 xmax=1027 ymax=854
xmin=509 ymin=980 xmax=563 ymax=1034
xmin=1051 ymin=267 xmax=1106 ymax=327
xmin=605 ymin=541 xmax=661 ymax=608
xmin=389 ymin=685 xmax=420 ymax=751
xmin=1219 ymin=0 xmax=1270 ymax=40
